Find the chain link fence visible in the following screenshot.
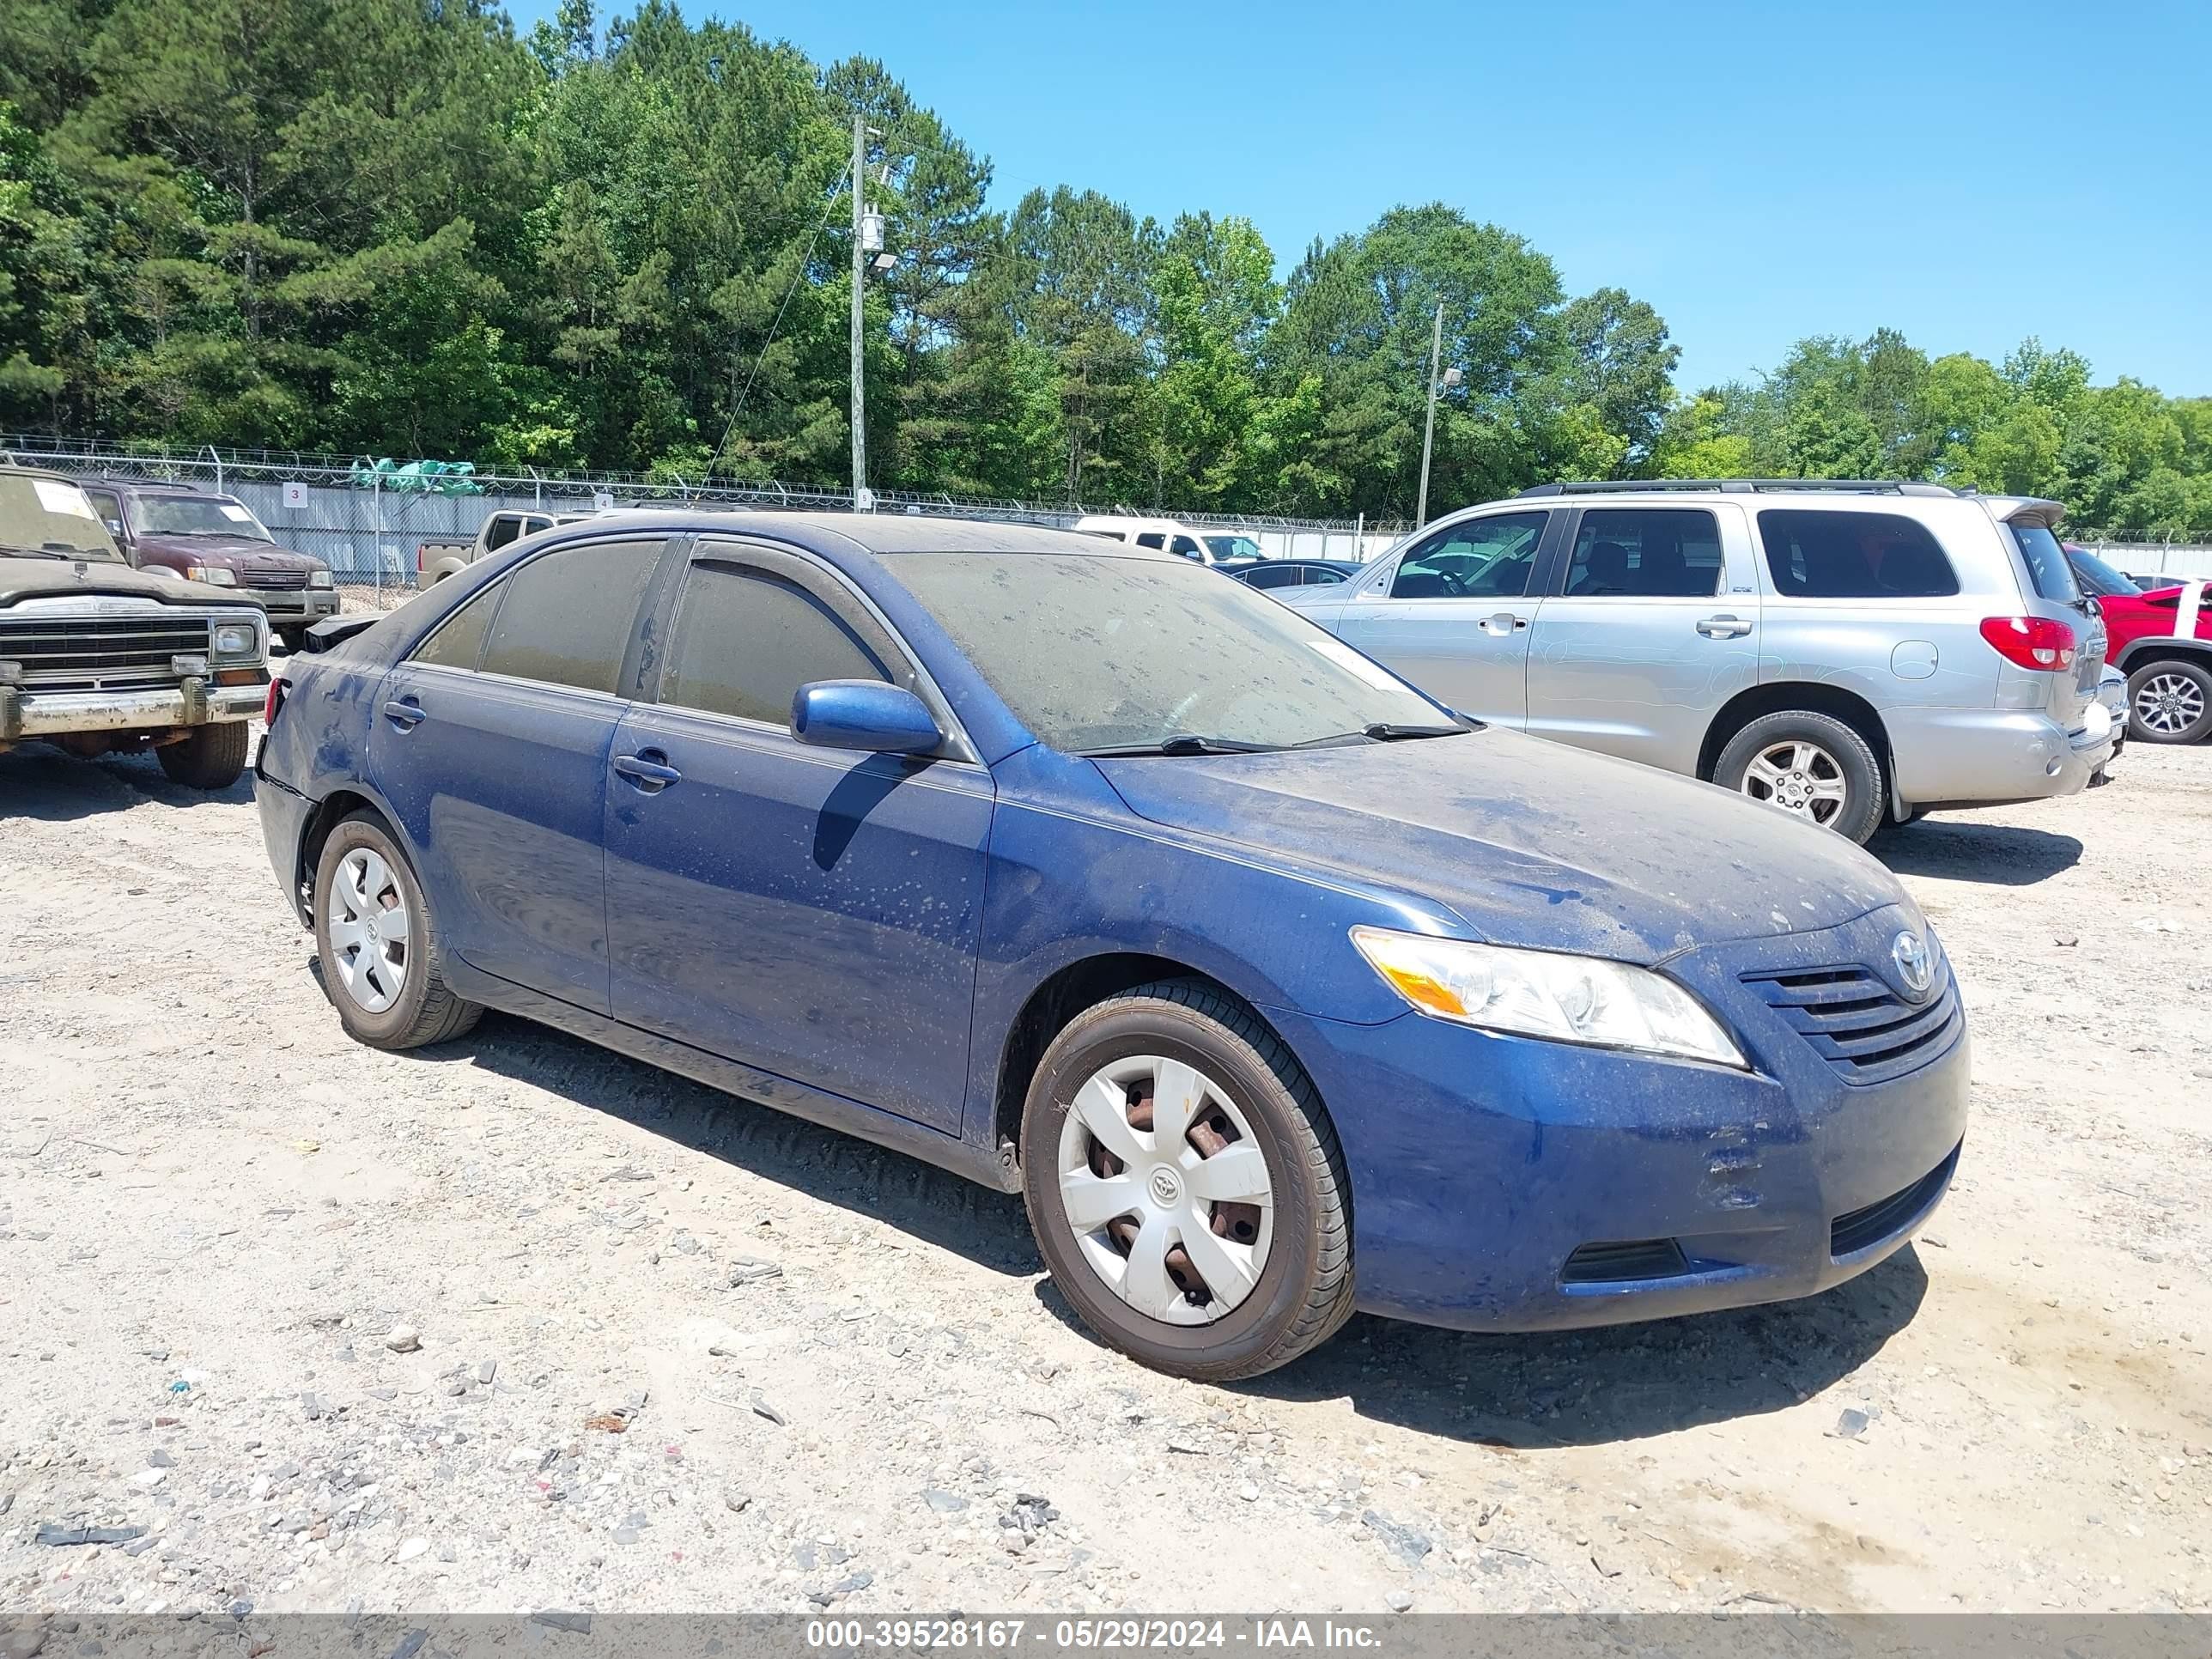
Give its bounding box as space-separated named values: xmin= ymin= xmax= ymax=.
xmin=2 ymin=434 xmax=1408 ymax=599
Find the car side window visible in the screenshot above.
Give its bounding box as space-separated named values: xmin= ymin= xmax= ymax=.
xmin=1757 ymin=510 xmax=1960 ymax=599
xmin=414 ymin=580 xmax=503 ymax=670
xmin=1133 ymin=532 xmax=1167 ymax=550
xmin=658 ymin=562 xmax=893 ymax=726
xmin=1170 ymin=535 xmax=1204 ymax=560
xmin=1389 ymin=513 xmax=1547 ymax=600
xmin=1564 ymin=509 xmax=1722 ymax=599
xmin=83 ymin=488 xmax=125 ymax=536
xmin=477 ymin=538 xmax=662 ymax=694
xmin=1244 ymin=565 xmax=1296 ymax=590
xmin=483 ymin=514 xmax=526 ymax=553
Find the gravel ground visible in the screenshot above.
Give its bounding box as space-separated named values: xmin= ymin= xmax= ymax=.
xmin=1 ymin=734 xmax=2208 ymax=1619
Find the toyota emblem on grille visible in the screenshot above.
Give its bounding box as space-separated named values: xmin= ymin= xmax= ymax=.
xmin=1891 ymin=930 xmax=1934 ymax=998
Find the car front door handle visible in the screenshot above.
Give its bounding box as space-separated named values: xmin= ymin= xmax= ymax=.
xmin=612 ymin=750 xmax=683 ymax=793
xmin=1478 ymin=611 xmax=1529 ymax=636
xmin=382 ymin=698 xmax=425 ymax=729
xmin=1696 ymin=614 xmax=1754 ymax=639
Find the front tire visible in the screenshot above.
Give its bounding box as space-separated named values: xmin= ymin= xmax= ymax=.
xmin=2126 ymin=659 xmax=2212 ymax=744
xmin=1019 ymin=981 xmax=1353 ymax=1381
xmin=156 ymin=720 xmax=249 ymax=789
xmin=1714 ymin=711 xmax=1886 ymax=844
xmin=312 ymin=811 xmax=482 ymax=1050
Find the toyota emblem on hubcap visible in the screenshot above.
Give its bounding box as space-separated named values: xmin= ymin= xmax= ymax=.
xmin=1148 ymin=1167 xmax=1182 ymax=1206
xmin=1892 ymin=930 xmax=1933 ymax=997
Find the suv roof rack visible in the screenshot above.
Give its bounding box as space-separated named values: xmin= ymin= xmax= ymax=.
xmin=1517 ymin=478 xmax=1960 ymax=498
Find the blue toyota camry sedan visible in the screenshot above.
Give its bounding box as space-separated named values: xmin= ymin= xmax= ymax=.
xmin=255 ymin=514 xmax=1966 ymax=1379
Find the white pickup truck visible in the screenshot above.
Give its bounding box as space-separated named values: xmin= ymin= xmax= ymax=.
xmin=415 ymin=507 xmax=597 ymax=586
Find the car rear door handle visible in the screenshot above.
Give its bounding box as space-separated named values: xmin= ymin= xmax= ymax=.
xmin=612 ymin=750 xmax=682 ymax=792
xmin=1478 ymin=611 xmax=1528 ymax=636
xmin=1696 ymin=614 xmax=1753 ymax=639
xmin=382 ymin=697 xmax=425 ymax=729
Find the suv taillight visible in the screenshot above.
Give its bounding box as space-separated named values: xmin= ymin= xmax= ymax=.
xmin=1979 ymin=616 xmax=2076 ymax=672
xmin=264 ymin=676 xmax=287 ymax=726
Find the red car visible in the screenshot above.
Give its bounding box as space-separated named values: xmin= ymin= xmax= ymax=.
xmin=2067 ymin=547 xmax=2212 ymax=744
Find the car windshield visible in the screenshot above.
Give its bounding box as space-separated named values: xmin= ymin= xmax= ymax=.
xmin=893 ymin=550 xmax=1455 ymax=754
xmin=0 ymin=474 xmax=124 ymax=561
xmin=1204 ymin=535 xmax=1262 ymax=560
xmin=2067 ymin=548 xmax=2141 ymax=598
xmin=2010 ymin=523 xmax=2081 ymax=603
xmin=132 ymin=494 xmax=274 ymax=541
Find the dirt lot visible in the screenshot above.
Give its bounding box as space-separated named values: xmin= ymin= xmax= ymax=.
xmin=2 ymin=734 xmax=2208 ymax=1619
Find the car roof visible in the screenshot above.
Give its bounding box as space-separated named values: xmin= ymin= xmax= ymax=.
xmin=579 ymin=508 xmax=1181 ymax=561
xmin=1509 ymin=477 xmax=2065 ymax=525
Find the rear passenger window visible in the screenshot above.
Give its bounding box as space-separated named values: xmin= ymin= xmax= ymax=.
xmin=1759 ymin=511 xmax=1959 ymax=599
xmin=483 ymin=514 xmax=526 ymax=553
xmin=1134 ymin=533 xmax=1167 ymax=550
xmin=1390 ymin=513 xmax=1547 ymax=599
xmin=659 ymin=563 xmax=891 ymax=726
xmin=1565 ymin=509 xmax=1722 ymax=598
xmin=478 ymin=538 xmax=661 ymax=694
xmin=414 ymin=581 xmax=501 ymax=670
xmin=2008 ymin=522 xmax=2082 ymax=603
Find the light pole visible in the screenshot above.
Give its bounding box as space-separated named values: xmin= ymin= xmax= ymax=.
xmin=1414 ymin=301 xmax=1462 ymax=528
xmin=847 ymin=118 xmax=900 ymax=513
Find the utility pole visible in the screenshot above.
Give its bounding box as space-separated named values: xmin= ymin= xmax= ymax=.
xmin=848 ymin=112 xmax=869 ymax=513
xmin=1415 ymin=300 xmax=1443 ymax=529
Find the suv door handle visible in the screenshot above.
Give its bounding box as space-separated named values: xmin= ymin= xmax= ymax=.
xmin=382 ymin=697 xmax=425 ymax=729
xmin=1478 ymin=611 xmax=1529 ymax=635
xmin=612 ymin=750 xmax=682 ymax=793
xmin=1696 ymin=614 xmax=1753 ymax=639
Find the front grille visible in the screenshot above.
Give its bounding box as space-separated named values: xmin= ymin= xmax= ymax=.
xmin=1560 ymin=1237 xmax=1690 ymax=1285
xmin=246 ymin=565 xmax=310 ymax=591
xmin=1741 ymin=959 xmax=1962 ymax=1085
xmin=1831 ymin=1143 xmax=1960 ymax=1258
xmin=0 ymin=615 xmax=210 ymax=692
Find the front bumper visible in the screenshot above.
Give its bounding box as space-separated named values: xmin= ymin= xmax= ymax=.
xmin=1274 ymin=904 xmax=1970 ymax=1333
xmin=1887 ymin=705 xmax=2112 ymax=809
xmin=0 ymin=678 xmax=265 ymax=741
xmin=246 ymin=586 xmax=340 ymax=624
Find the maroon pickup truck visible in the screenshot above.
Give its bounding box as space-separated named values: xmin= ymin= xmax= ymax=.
xmin=78 ymin=478 xmax=337 ymax=651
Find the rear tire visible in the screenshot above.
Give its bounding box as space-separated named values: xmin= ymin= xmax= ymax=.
xmin=1714 ymin=710 xmax=1886 ymax=844
xmin=312 ymin=810 xmax=483 ymax=1050
xmin=2125 ymin=659 xmax=2212 ymax=744
xmin=1019 ymin=981 xmax=1354 ymax=1381
xmin=156 ymin=720 xmax=249 ymax=789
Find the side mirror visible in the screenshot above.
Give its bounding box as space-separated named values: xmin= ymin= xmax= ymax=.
xmin=790 ymin=680 xmax=942 ymax=756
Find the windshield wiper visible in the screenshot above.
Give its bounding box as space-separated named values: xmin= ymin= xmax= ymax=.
xmin=1078 ymin=734 xmax=1282 ymax=757
xmin=1362 ymin=721 xmax=1468 ymax=741
xmin=0 ymin=544 xmax=101 ymax=562
xmin=1289 ymin=720 xmax=1469 ymax=750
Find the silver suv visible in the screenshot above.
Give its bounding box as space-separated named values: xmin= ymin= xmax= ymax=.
xmin=1280 ymin=480 xmax=2114 ymax=843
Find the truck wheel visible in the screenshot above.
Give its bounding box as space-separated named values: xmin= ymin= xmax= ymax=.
xmin=1019 ymin=981 xmax=1355 ymax=1381
xmin=1714 ymin=711 xmax=1886 ymax=844
xmin=156 ymin=720 xmax=250 ymax=789
xmin=312 ymin=811 xmax=483 ymax=1049
xmin=2126 ymin=659 xmax=2212 ymax=744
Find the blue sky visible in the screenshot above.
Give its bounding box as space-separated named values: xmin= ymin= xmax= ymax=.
xmin=509 ymin=0 xmax=2212 ymax=396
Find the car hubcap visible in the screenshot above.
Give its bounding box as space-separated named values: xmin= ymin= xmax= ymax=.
xmin=1056 ymin=1055 xmax=1274 ymax=1327
xmin=327 ymin=848 xmax=409 ymax=1014
xmin=1741 ymin=739 xmax=1850 ymax=825
xmin=2135 ymin=674 xmax=2204 ymax=735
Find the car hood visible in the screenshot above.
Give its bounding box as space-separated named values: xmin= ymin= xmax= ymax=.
xmin=1093 ymin=727 xmax=1904 ymax=963
xmin=133 ymin=533 xmax=317 ymax=568
xmin=0 ymin=555 xmax=265 ymax=610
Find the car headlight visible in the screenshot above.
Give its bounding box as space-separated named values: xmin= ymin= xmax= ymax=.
xmin=185 ymin=566 xmax=238 ymax=586
xmin=308 ymin=568 xmax=335 ymax=589
xmin=1349 ymin=926 xmax=1747 ymax=1069
xmin=212 ymin=623 xmax=258 ymax=657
